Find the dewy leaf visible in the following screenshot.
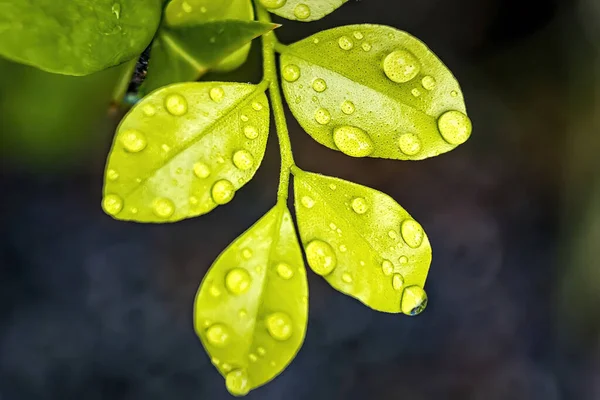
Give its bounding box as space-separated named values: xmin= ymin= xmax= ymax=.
xmin=293 ymin=167 xmax=431 ymax=315
xmin=102 ymin=81 xmax=270 ymax=222
xmin=279 ymin=24 xmax=472 ymax=160
xmin=258 ymin=0 xmax=348 ymax=22
xmin=165 ymin=0 xmax=256 ymax=73
xmin=140 ymin=20 xmax=276 ymax=94
xmin=0 ymin=0 xmax=162 ymax=76
xmin=194 ymin=203 xmax=308 ymax=396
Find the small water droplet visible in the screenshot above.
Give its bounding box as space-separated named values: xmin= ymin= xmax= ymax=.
xmin=397 ymin=133 xmax=422 ymax=155
xmin=312 ymin=96 xmax=318 ymax=102
xmin=301 ymin=196 xmax=315 ymax=209
xmin=243 ymin=125 xmax=259 ymax=139
xmin=392 ymin=274 xmax=405 ymax=291
xmin=361 ymin=42 xmax=372 ymax=51
xmin=120 ymin=129 xmax=147 ymax=152
xmin=353 ymin=31 xmax=364 ymax=40
xmin=252 ymin=101 xmax=263 ymax=111
xmin=103 ymin=194 xmax=123 ymax=215
xmin=164 ymin=93 xmax=188 ymax=116
xmin=341 ymin=100 xmax=355 ymax=115
xmin=200 ymin=6 xmax=207 ymax=12
xmin=360 ymin=260 xmax=365 ymax=266
xmin=270 ymin=360 xmax=276 ymax=367
xmin=450 ymin=90 xmax=458 ymax=97
xmin=388 ymin=230 xmax=398 ymax=240
xmin=106 ymin=169 xmax=119 ymax=181
xmin=401 ymin=286 xmax=428 ymax=316
xmin=314 ymin=108 xmax=331 ymax=125
xmin=313 ymin=38 xmax=319 ymax=44
xmin=437 ymin=110 xmax=472 ymax=145
xmin=382 ymin=260 xmax=394 ymax=276
xmin=421 ymin=76 xmax=436 ymax=90
xmin=189 ymin=196 xmax=198 ymax=205
xmin=242 ymin=248 xmax=253 ymax=259
xmin=206 ymin=323 xmax=230 ymax=347
xmin=193 ymin=162 xmax=210 ymax=178
xmin=233 ymin=150 xmax=254 ymax=171
xmin=282 ymin=64 xmax=301 ymax=82
xmin=111 ymin=3 xmax=121 ymax=19
xmin=161 ymin=143 xmax=171 ymax=152
xmin=266 ymin=312 xmax=293 ymax=340
xmin=339 ymin=244 xmax=347 ymax=252
xmin=399 ymin=255 xmax=408 ymax=264
xmin=257 ymin=347 xmax=266 ymax=356
xmin=383 ymin=50 xmax=421 ymax=83
xmin=209 ymin=37 xmax=216 ymax=44
xmin=226 ymin=369 xmax=250 ymax=396
xmin=411 ymin=88 xmax=421 ymax=97
xmin=294 ymin=4 xmax=311 ymax=19
xmin=329 ymin=183 xmax=337 ymax=190
xmin=259 ymin=0 xmax=287 ymax=9
xmin=175 ymin=167 xmax=183 ymax=174
xmin=249 ymin=353 xmax=258 ymax=362
xmin=255 ymin=265 xmax=264 ymax=274
xmin=181 ymin=1 xmax=192 ymax=13
xmin=142 ymin=104 xmax=155 ymax=116
xmin=211 ymin=357 xmax=220 ymax=365
xmin=239 ymin=309 xmax=247 ymax=318
xmin=276 ymin=262 xmax=294 ymax=279
xmin=240 ymin=114 xmax=249 ymax=122
xmin=209 ymin=87 xmax=225 ymax=103
xmin=225 ymin=268 xmax=252 ymax=295
xmin=306 ymin=240 xmax=337 ymax=276
xmin=212 ymin=180 xmax=235 ymax=205
xmin=338 ymin=36 xmax=354 ymax=50
xmin=342 ymin=273 xmax=353 ymax=283
xmin=312 ymin=78 xmax=327 ymax=92
xmin=329 ymin=222 xmax=337 ymax=230
xmin=295 ymin=96 xmax=302 ymax=104
xmin=333 ymin=126 xmax=374 ymax=157
xmin=401 ymin=219 xmax=424 ymax=248
xmin=152 ymin=198 xmax=175 ymax=218
xmin=351 ymin=197 xmax=368 ymax=214
xmin=221 ymin=363 xmax=232 ymax=372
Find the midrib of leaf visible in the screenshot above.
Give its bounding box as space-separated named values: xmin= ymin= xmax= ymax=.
xmin=121 ymin=81 xmax=268 ymax=200
xmin=160 ymin=31 xmax=208 ymax=73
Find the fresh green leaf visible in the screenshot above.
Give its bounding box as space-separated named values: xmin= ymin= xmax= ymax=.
xmin=279 ymin=24 xmax=472 ymax=160
xmin=194 ymin=203 xmax=308 ymax=396
xmin=140 ymin=20 xmax=276 ymax=94
xmin=258 ymin=0 xmax=348 ymax=22
xmin=102 ymin=81 xmax=270 ymax=222
xmin=293 ymin=167 xmax=431 ymax=314
xmin=0 ymin=0 xmax=162 ymax=76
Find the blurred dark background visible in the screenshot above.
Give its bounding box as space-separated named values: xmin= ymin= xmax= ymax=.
xmin=1 ymin=0 xmax=599 ymax=398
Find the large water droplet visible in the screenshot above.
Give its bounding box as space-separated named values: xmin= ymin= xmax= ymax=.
xmin=381 ymin=260 xmax=394 ymax=276
xmin=266 ymin=312 xmax=293 ymax=340
xmin=401 ymin=286 xmax=428 ymax=315
xmin=282 ymin=64 xmax=301 ymax=82
xmin=305 ymin=240 xmax=337 ymax=276
xmin=212 ymin=180 xmax=235 ymax=205
xmin=276 ymin=262 xmax=294 ymax=279
xmin=312 ymin=78 xmax=327 ymax=93
xmin=259 ymin=0 xmax=286 ymax=9
xmin=341 ymin=100 xmax=355 ymax=115
xmin=301 ymin=196 xmax=315 ymax=209
xmin=226 ymin=369 xmax=250 ymax=396
xmin=338 ymin=36 xmax=354 ymax=50
xmin=103 ymin=194 xmax=123 ymax=215
xmin=106 ymin=169 xmax=119 ymax=181
xmin=206 ymin=323 xmax=230 ymax=347
xmin=392 ymin=274 xmax=405 ymax=291
xmin=233 ymin=150 xmax=254 ymax=171
xmin=401 ymin=219 xmax=424 ymax=248
xmin=193 ymin=162 xmax=211 ymax=178
xmin=164 ymin=93 xmax=188 ymax=116
xmin=209 ymin=87 xmax=225 ymax=103
xmin=333 ymin=126 xmax=374 ymax=157
xmin=383 ymin=50 xmax=421 ymax=83
xmin=422 ymin=76 xmax=436 ymax=90
xmin=225 ymin=268 xmax=251 ymax=295
xmin=437 ymin=110 xmax=472 ymax=145
xmin=243 ymin=125 xmax=259 ymax=140
xmin=120 ymin=129 xmax=147 ymax=153
xmin=294 ymin=4 xmax=311 ymax=19
xmin=314 ymin=108 xmax=331 ymax=125
xmin=351 ymin=197 xmax=368 ymax=214
xmin=397 ymin=133 xmax=422 ymax=155
xmin=153 ymin=198 xmax=175 ymax=218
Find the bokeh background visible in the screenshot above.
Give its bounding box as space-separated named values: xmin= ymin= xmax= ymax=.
xmin=1 ymin=0 xmax=599 ymax=398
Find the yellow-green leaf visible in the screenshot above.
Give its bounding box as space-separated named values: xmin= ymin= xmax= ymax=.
xmin=280 ymin=24 xmax=472 ymax=160
xmin=258 ymin=0 xmax=348 ymax=22
xmin=293 ymin=167 xmax=431 ymax=314
xmin=194 ymin=203 xmax=308 ymax=396
xmin=102 ymin=81 xmax=270 ymax=222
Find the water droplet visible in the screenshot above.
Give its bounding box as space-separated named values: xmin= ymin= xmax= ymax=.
xmin=295 ymin=96 xmax=302 ymax=104
xmin=142 ymin=104 xmax=155 ymax=116
xmin=212 ymin=180 xmax=235 ymax=205
xmin=401 ymin=219 xmax=424 ymax=248
xmin=341 ymin=273 xmax=353 ymax=283
xmin=249 ymin=353 xmax=258 ymax=362
xmin=401 ymin=286 xmax=428 ymax=315
xmin=233 ymin=150 xmax=254 ymax=171
xmin=221 ymin=363 xmax=232 ymax=372
xmin=397 ymin=133 xmax=422 ymax=155
xmin=276 ymin=262 xmax=294 ymax=279
xmin=252 ymin=102 xmax=263 ymax=111
xmin=181 ymin=1 xmax=192 ymax=13
xmin=266 ymin=312 xmax=293 ymax=340
xmin=437 ymin=110 xmax=472 ymax=145
xmin=341 ymin=100 xmax=355 ymax=115
xmin=257 ymin=347 xmax=266 ymax=356
xmin=193 ymin=162 xmax=210 ymax=178
xmin=306 ymin=240 xmax=336 ymax=276
xmin=225 ymin=268 xmax=251 ymax=295
xmin=392 ymin=274 xmax=405 ymax=291
xmin=209 ymin=37 xmax=216 ymax=44
xmin=314 ymin=108 xmax=331 ymax=125
xmin=206 ymin=323 xmax=230 ymax=347
xmin=301 ymin=196 xmax=315 ymax=209
xmin=450 ymin=90 xmax=458 ymax=97
xmin=209 ymin=87 xmax=225 ymax=103
xmin=333 ymin=126 xmax=374 ymax=157
xmin=351 ymin=197 xmax=368 ymax=214
xmin=388 ymin=230 xmax=398 ymax=240
xmin=282 ymin=64 xmax=301 ymax=82
xmin=240 ymin=114 xmax=249 ymax=122
xmin=399 ymin=255 xmax=408 ymax=264
xmin=243 ymin=125 xmax=259 ymax=140
xmin=103 ymin=194 xmax=123 ymax=215
xmin=294 ymin=4 xmax=311 ymax=19
xmin=106 ymin=169 xmax=119 ymax=181
xmin=411 ymin=88 xmax=421 ymax=97
xmin=339 ymin=244 xmax=347 ymax=252
xmin=200 ymin=6 xmax=207 ymax=12
xmin=353 ymin=31 xmax=364 ymax=40
xmin=270 ymin=360 xmax=276 ymax=367
xmin=164 ymin=93 xmax=188 ymax=116
xmin=111 ymin=3 xmax=121 ymax=19
xmin=382 ymin=260 xmax=394 ymax=276
xmin=120 ymin=129 xmax=147 ymax=152
xmin=422 ymin=76 xmax=436 ymax=90
xmin=313 ymin=38 xmax=319 ymax=44
xmin=189 ymin=196 xmax=198 ymax=205
xmin=312 ymin=78 xmax=327 ymax=92
xmin=329 ymin=222 xmax=337 ymax=230
xmin=329 ymin=183 xmax=337 ymax=190
xmin=161 ymin=143 xmax=171 ymax=152
xmin=211 ymin=357 xmax=220 ymax=365
xmin=241 ymin=248 xmax=253 ymax=259
xmin=239 ymin=309 xmax=247 ymax=318
xmin=338 ymin=36 xmax=354 ymax=50
xmin=361 ymin=42 xmax=372 ymax=51
xmin=152 ymin=198 xmax=175 ymax=218
xmin=226 ymin=369 xmax=249 ymax=396
xmin=383 ymin=50 xmax=421 ymax=83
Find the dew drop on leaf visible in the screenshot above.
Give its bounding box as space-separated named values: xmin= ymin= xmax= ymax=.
xmin=392 ymin=274 xmax=405 ymax=291
xmin=282 ymin=64 xmax=301 ymax=82
xmin=401 ymin=286 xmax=428 ymax=315
xmin=193 ymin=162 xmax=211 ymax=178
xmin=142 ymin=104 xmax=156 ymax=116
xmin=305 ymin=240 xmax=337 ymax=276
xmin=300 ymin=196 xmax=315 ymax=209
xmin=353 ymin=31 xmax=363 ymax=40
xmin=276 ymin=262 xmax=294 ymax=279
xmin=265 ymin=312 xmax=293 ymax=340
xmin=351 ymin=197 xmax=368 ymax=214
xmin=226 ymin=369 xmax=250 ymax=396
xmin=437 ymin=110 xmax=472 ymax=145
xmin=181 ymin=1 xmax=192 ymax=13
xmin=341 ymin=100 xmax=355 ymax=115
xmin=338 ymin=35 xmax=354 ymax=50
xmin=120 ymin=129 xmax=147 ymax=153
xmin=257 ymin=346 xmax=266 ymax=356
xmin=225 ymin=268 xmax=252 ymax=295
xmin=341 ymin=273 xmax=353 ymax=283
xmin=209 ymin=284 xmax=221 ymax=297
xmin=249 ymin=353 xmax=258 ymax=362
xmin=206 ymin=323 xmax=230 ymax=347
xmin=401 ymin=219 xmax=424 ymax=248
xmin=399 ymin=255 xmax=408 ymax=264
xmin=232 ymin=150 xmax=254 ymax=170
xmin=381 ymin=260 xmax=394 ymax=276
xmin=103 ymin=194 xmax=123 ymax=215
xmin=240 ymin=114 xmax=249 ymax=122
xmin=164 ymin=93 xmax=188 ymax=116
xmin=211 ymin=180 xmax=235 ymax=205
xmin=411 ymin=88 xmax=421 ymax=97
xmin=259 ymin=0 xmax=287 ymax=9
xmin=383 ymin=49 xmax=421 ymax=83
xmin=312 ymin=78 xmax=327 ymax=92
xmin=421 ymin=75 xmax=436 ymax=90
xmin=314 ymin=108 xmax=331 ymax=125
xmin=241 ymin=248 xmax=253 ymax=259
xmin=361 ymin=42 xmax=372 ymax=51
xmin=252 ymin=101 xmax=263 ymax=111
xmin=293 ymin=4 xmax=311 ymax=20
xmin=209 ymin=87 xmax=225 ymax=103
xmin=450 ymin=90 xmax=458 ymax=97
xmin=106 ymin=169 xmax=119 ymax=181
xmin=397 ymin=133 xmax=422 ymax=155
xmin=152 ymin=198 xmax=175 ymax=218
xmin=332 ymin=126 xmax=374 ymax=157
xmin=243 ymin=125 xmax=259 ymax=140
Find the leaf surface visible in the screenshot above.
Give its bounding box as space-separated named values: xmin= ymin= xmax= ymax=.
xmin=259 ymin=0 xmax=348 ymax=22
xmin=0 ymin=0 xmax=162 ymax=76
xmin=280 ymin=24 xmax=472 ymax=160
xmin=293 ymin=168 xmax=431 ymax=314
xmin=103 ymin=81 xmax=270 ymax=222
xmin=194 ymin=203 xmax=308 ymax=396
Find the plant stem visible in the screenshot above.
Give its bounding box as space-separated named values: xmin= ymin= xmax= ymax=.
xmin=257 ymin=5 xmax=295 ymax=202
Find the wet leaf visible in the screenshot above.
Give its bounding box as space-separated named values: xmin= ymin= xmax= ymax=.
xmin=293 ymin=167 xmax=431 ymax=314
xmin=194 ymin=203 xmax=308 ymax=396
xmin=0 ymin=0 xmax=162 ymax=76
xmin=258 ymin=0 xmax=348 ymax=22
xmin=280 ymin=24 xmax=472 ymax=160
xmin=102 ymin=81 xmax=270 ymax=222
xmin=140 ymin=20 xmax=276 ymax=94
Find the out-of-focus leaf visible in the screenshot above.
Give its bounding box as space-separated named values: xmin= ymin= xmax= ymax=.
xmin=103 ymin=82 xmax=270 ymax=222
xmin=258 ymin=0 xmax=348 ymax=22
xmin=194 ymin=203 xmax=308 ymax=396
xmin=293 ymin=167 xmax=431 ymax=315
xmin=280 ymin=24 xmax=472 ymax=160
xmin=0 ymin=0 xmax=162 ymax=76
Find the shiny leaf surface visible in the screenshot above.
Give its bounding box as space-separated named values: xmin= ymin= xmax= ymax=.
xmin=259 ymin=0 xmax=348 ymax=22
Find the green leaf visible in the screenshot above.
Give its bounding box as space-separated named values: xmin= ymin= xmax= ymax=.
xmin=102 ymin=81 xmax=270 ymax=222
xmin=140 ymin=20 xmax=276 ymax=94
xmin=258 ymin=0 xmax=348 ymax=22
xmin=0 ymin=0 xmax=162 ymax=76
xmin=194 ymin=203 xmax=308 ymax=396
xmin=165 ymin=0 xmax=256 ymax=73
xmin=279 ymin=24 xmax=472 ymax=160
xmin=293 ymin=167 xmax=431 ymax=314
